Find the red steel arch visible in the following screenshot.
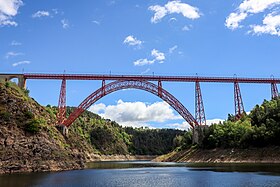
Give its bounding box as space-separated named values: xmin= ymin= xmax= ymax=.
xmin=63 ymin=80 xmax=198 ymax=128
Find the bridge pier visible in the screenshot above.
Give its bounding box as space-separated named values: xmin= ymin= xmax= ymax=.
xmin=192 ymin=125 xmax=208 ymax=145
xmin=56 ymin=125 xmax=69 ymax=137
xmin=0 ymin=74 xmax=26 ymax=89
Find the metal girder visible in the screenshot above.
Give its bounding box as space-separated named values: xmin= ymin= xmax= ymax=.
xmin=271 ymin=82 xmax=279 ymax=99
xmin=57 ymin=78 xmax=66 ymax=125
xmin=63 ymin=80 xmax=198 ymax=128
xmin=195 ymin=81 xmax=206 ymax=126
xmin=23 ymin=73 xmax=280 ymax=84
xmin=234 ymin=82 xmax=245 ymax=120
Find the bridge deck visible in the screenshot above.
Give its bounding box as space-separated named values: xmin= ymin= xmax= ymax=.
xmin=21 ymin=73 xmax=280 ymax=84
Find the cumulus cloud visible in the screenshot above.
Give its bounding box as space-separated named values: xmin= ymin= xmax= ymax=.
xmin=206 ymin=118 xmax=224 ymax=126
xmin=133 ymin=49 xmax=165 ymax=66
xmin=0 ymin=0 xmax=23 ymax=26
xmin=32 ymin=10 xmax=50 ymax=18
xmin=250 ymin=13 xmax=280 ymax=36
xmin=167 ymin=121 xmax=190 ymax=130
xmin=89 ymin=101 xmax=225 ymax=129
xmin=225 ymin=0 xmax=280 ymax=34
xmin=61 ymin=19 xmax=69 ymax=29
xmin=149 ymin=0 xmax=201 ymax=23
xmin=5 ymin=51 xmax=24 ymax=59
xmin=151 ymin=49 xmax=165 ymax=62
xmin=225 ymin=12 xmax=248 ymax=30
xmin=89 ymin=100 xmax=182 ymax=127
xmin=134 ymin=58 xmax=155 ymax=66
xmin=123 ymin=35 xmax=143 ymax=46
xmin=12 ymin=60 xmax=30 ymax=67
xmin=165 ymin=118 xmax=225 ymax=130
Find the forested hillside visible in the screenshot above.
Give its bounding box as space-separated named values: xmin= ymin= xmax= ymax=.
xmin=53 ymin=107 xmax=186 ymax=155
xmin=156 ymin=98 xmax=280 ymax=163
xmin=202 ymin=98 xmax=280 ymax=148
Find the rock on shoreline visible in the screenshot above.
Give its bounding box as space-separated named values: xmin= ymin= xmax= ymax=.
xmin=154 ymin=146 xmax=280 ymax=163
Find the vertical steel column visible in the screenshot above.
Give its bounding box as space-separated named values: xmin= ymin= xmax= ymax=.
xmin=271 ymin=82 xmax=279 ymax=99
xmin=158 ymin=80 xmax=162 ymax=98
xmin=195 ymin=81 xmax=206 ymax=126
xmin=234 ymin=82 xmax=244 ymax=119
xmin=57 ymin=78 xmax=66 ymax=125
xmin=102 ymin=80 xmax=106 ymax=96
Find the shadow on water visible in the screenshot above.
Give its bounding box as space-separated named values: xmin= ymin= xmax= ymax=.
xmin=1 ymin=161 xmax=280 ymax=187
xmin=0 ymin=172 xmax=48 ymax=187
xmin=87 ymin=161 xmax=280 ymax=176
xmin=185 ymin=163 xmax=280 ymax=176
xmin=86 ymin=160 xmax=187 ymax=169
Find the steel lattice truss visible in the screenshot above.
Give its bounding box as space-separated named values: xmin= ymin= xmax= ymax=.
xmin=195 ymin=81 xmax=206 ymax=126
xmin=271 ymin=82 xmax=279 ymax=99
xmin=234 ymin=82 xmax=245 ymax=119
xmin=57 ymin=78 xmax=66 ymax=124
xmin=63 ymin=80 xmax=198 ymax=127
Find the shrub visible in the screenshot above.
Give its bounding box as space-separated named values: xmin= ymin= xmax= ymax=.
xmin=23 ymin=89 xmax=30 ymax=96
xmin=0 ymin=111 xmax=11 ymax=121
xmin=25 ymin=119 xmax=41 ymax=133
xmin=24 ymin=110 xmax=34 ymax=119
xmin=5 ymin=82 xmax=10 ymax=88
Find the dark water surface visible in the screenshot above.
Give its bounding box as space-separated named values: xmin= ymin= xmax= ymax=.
xmin=1 ymin=161 xmax=280 ymax=187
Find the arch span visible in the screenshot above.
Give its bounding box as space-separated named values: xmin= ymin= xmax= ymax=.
xmin=63 ymin=80 xmax=198 ymax=128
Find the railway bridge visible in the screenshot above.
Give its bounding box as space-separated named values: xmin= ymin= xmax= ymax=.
xmin=1 ymin=73 xmax=279 ymax=143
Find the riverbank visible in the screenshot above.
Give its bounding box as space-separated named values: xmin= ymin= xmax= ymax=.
xmin=154 ymin=146 xmax=280 ymax=163
xmin=88 ymin=154 xmax=156 ymax=161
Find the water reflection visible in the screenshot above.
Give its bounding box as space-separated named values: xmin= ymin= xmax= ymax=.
xmin=0 ymin=161 xmax=280 ymax=187
xmin=86 ymin=160 xmax=186 ymax=169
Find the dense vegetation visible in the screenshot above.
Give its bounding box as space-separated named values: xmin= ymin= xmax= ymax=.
xmin=201 ymin=98 xmax=280 ymax=149
xmin=124 ymin=127 xmax=185 ymax=155
xmin=46 ymin=106 xmax=186 ymax=155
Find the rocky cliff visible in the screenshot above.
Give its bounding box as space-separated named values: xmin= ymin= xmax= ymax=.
xmin=0 ymin=81 xmax=90 ymax=174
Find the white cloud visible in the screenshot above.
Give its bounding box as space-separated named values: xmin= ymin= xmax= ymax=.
xmin=10 ymin=40 xmax=21 ymax=46
xmin=225 ymin=12 xmax=248 ymax=30
xmin=0 ymin=0 xmax=23 ymax=26
xmin=149 ymin=0 xmax=201 ymax=23
xmin=182 ymin=25 xmax=192 ymax=31
xmin=169 ymin=45 xmax=178 ymax=54
xmin=89 ymin=100 xmax=182 ymax=127
xmin=169 ymin=17 xmax=177 ymax=22
xmin=133 ymin=49 xmax=165 ymax=66
xmin=151 ymin=49 xmax=165 ymax=62
xmin=206 ymin=118 xmax=224 ymax=126
xmin=32 ymin=10 xmax=50 ymax=18
xmin=61 ymin=19 xmax=69 ymax=29
xmin=168 ymin=121 xmax=190 ymax=130
xmin=250 ymin=13 xmax=280 ymax=36
xmin=5 ymin=51 xmax=24 ymax=58
xmin=123 ymin=35 xmax=143 ymax=46
xmin=12 ymin=60 xmax=30 ymax=67
xmin=225 ymin=0 xmax=280 ymax=31
xmin=89 ymin=103 xmax=106 ymax=114
xmin=92 ymin=20 xmax=100 ymax=25
xmin=134 ymin=58 xmax=155 ymax=66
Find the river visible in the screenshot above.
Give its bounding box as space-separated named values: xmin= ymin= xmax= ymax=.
xmin=1 ymin=161 xmax=280 ymax=187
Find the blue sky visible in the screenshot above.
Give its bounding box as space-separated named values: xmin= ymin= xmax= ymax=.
xmin=1 ymin=0 xmax=280 ymax=129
